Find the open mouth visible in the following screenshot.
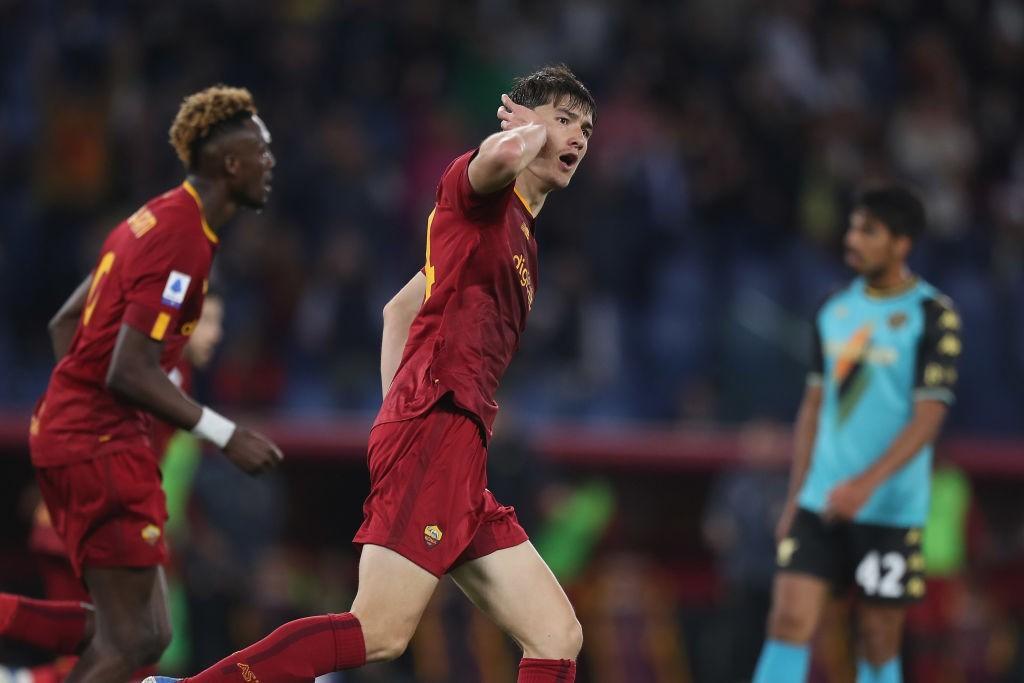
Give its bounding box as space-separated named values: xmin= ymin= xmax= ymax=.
xmin=558 ymin=152 xmax=579 ymax=171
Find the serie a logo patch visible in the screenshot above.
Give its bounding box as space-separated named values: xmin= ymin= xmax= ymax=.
xmin=161 ymin=270 xmax=191 ymax=308
xmin=423 ymin=524 xmax=443 ymax=548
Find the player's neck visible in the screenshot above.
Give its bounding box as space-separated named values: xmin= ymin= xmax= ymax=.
xmin=514 ymin=175 xmax=548 ymax=218
xmin=865 ymin=264 xmax=913 ymax=295
xmin=185 ymin=175 xmax=238 ymax=231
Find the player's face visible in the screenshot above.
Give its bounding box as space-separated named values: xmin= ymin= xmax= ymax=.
xmin=844 ymin=209 xmax=907 ymax=276
xmin=228 ymin=116 xmax=275 ymax=209
xmin=184 ymin=297 xmax=224 ymax=369
xmin=528 ymin=99 xmax=593 ymax=191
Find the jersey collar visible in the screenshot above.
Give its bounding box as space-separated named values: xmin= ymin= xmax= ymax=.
xmin=182 ymin=180 xmax=219 ymax=244
xmin=513 ymin=187 xmax=538 ymax=221
xmin=864 ymin=276 xmax=918 ymax=299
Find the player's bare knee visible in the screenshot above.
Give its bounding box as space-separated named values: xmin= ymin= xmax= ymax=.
xmin=767 ymin=604 xmax=814 ymax=643
xmin=130 ymin=626 xmax=172 ymax=667
xmin=566 ymin=617 xmax=584 ymax=658
xmin=366 ymin=631 xmax=413 ymax=663
xmin=352 ymin=612 xmax=415 ymax=663
xmin=860 ymin=624 xmax=901 ymax=664
xmin=105 ymin=618 xmax=172 ymax=667
xmin=523 ymin=615 xmax=583 ymax=659
xmin=860 ymin=629 xmax=900 ymax=667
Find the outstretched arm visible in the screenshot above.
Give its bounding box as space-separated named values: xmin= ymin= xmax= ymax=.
xmin=467 ymin=94 xmax=548 ymax=195
xmin=48 ymin=275 xmax=92 ymax=360
xmin=381 ymin=272 xmax=427 ymax=398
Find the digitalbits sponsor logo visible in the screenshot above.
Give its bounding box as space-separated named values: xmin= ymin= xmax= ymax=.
xmin=237 ymin=663 xmax=261 ymax=683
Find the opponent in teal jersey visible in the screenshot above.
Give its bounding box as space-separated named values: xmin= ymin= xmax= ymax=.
xmin=753 ymin=186 xmax=961 ymax=683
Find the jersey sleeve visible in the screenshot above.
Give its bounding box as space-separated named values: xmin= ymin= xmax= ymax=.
xmin=439 ymin=149 xmax=513 ymax=222
xmin=913 ymin=296 xmax=961 ymax=404
xmin=121 ymin=215 xmax=207 ymax=342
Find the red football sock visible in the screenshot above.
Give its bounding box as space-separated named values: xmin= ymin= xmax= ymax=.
xmin=185 ymin=613 xmax=365 ymax=683
xmin=518 ymin=658 xmax=577 ymax=682
xmin=0 ymin=593 xmax=91 ymax=654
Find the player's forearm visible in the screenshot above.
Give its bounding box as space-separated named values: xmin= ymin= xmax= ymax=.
xmin=380 ymin=272 xmax=427 ymax=397
xmin=48 ymin=275 xmax=92 ymax=360
xmin=49 ymin=319 xmax=79 ymax=361
xmin=381 ymin=317 xmax=412 ymax=398
xmin=107 ymin=324 xmax=204 ymax=430
xmin=107 ymin=361 xmax=204 ymax=430
xmin=861 ymin=401 xmax=949 ymax=488
xmin=785 ymin=386 xmax=822 ymax=500
xmin=471 ymin=124 xmax=547 ymax=194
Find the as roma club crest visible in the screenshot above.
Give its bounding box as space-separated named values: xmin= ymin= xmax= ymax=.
xmin=423 ymin=524 xmax=443 ymax=549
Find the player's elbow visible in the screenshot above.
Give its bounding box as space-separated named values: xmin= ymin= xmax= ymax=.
xmin=382 ymin=293 xmax=420 ymax=327
xmin=473 ymin=136 xmax=524 ymax=189
xmin=105 ymin=361 xmax=141 ymax=402
xmin=47 ymin=312 xmax=69 ymax=339
xmin=382 ymin=296 xmax=404 ymax=322
xmin=487 ymin=136 xmax=526 ymax=175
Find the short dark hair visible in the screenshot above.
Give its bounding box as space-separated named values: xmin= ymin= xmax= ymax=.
xmin=854 ymin=185 xmax=926 ymax=241
xmin=508 ymin=64 xmax=595 ymax=118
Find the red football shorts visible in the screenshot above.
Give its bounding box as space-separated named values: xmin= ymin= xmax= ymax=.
xmin=34 ymin=450 xmax=169 ymax=577
xmin=354 ymin=399 xmax=528 ymax=577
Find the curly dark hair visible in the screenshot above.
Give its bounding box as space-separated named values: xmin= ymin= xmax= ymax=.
xmin=169 ymin=85 xmax=257 ymax=169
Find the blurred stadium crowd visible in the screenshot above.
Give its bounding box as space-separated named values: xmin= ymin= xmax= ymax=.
xmin=1 ymin=0 xmax=1023 ymax=430
xmin=2 ymin=1 xmax=1024 ymax=682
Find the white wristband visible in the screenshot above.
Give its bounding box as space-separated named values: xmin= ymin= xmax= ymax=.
xmin=191 ymin=406 xmax=237 ymax=449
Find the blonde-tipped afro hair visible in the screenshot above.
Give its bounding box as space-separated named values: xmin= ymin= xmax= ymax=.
xmin=169 ymin=85 xmax=257 ymax=169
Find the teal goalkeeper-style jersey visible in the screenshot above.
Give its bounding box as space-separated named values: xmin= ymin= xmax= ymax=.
xmin=797 ymin=276 xmax=961 ymax=527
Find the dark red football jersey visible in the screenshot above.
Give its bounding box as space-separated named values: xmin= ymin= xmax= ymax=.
xmin=375 ymin=150 xmax=538 ymax=440
xmin=30 ymin=182 xmax=217 ymax=466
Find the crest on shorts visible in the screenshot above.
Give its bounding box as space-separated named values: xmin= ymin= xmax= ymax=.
xmin=423 ymin=524 xmax=443 ymax=548
xmin=141 ymin=524 xmax=162 ymax=545
xmin=777 ymin=538 xmax=798 ymax=567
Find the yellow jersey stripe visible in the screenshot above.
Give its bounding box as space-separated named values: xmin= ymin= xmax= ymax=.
xmin=151 ymin=312 xmax=171 ymax=340
xmin=424 ymin=207 xmax=437 ymax=301
xmin=182 ymin=181 xmax=219 ymax=244
xmin=513 ymin=188 xmax=535 ymax=217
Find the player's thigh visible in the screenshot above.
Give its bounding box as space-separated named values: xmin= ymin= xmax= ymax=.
xmin=449 ymin=541 xmax=582 ymax=659
xmin=350 ymin=544 xmax=440 ymax=662
xmin=856 ymin=601 xmax=906 ymax=664
xmin=766 ymin=572 xmax=831 ymax=643
xmin=82 ymin=565 xmax=171 ymax=649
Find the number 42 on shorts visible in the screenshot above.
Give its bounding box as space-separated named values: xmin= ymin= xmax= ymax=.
xmin=855 ymin=551 xmax=907 ymax=598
